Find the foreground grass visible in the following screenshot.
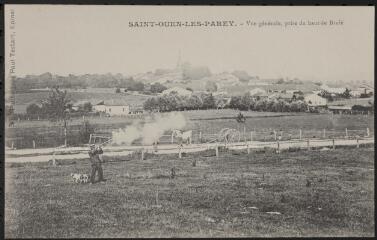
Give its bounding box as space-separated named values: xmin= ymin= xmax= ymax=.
xmin=5 ymin=147 xmax=374 ymax=237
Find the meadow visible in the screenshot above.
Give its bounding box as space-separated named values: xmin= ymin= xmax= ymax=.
xmin=5 ymin=147 xmax=374 ymax=238
xmin=11 ymin=89 xmax=150 ymax=114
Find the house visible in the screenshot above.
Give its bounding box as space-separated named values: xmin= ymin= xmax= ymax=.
xmin=304 ymin=94 xmax=327 ymax=106
xmin=320 ymin=84 xmax=346 ymax=94
xmin=93 ymin=100 xmax=130 ymax=116
xmin=162 ymin=87 xmax=192 ymax=96
xmin=249 ymin=88 xmax=268 ymax=98
xmin=327 ymin=105 xmax=352 ymax=114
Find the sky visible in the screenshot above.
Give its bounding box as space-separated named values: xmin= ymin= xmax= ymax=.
xmin=4 ymin=5 xmax=374 ymax=83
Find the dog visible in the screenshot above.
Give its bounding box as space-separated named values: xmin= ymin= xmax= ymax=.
xmin=81 ymin=174 xmax=89 ymax=183
xmin=71 ymin=173 xmax=90 ymax=184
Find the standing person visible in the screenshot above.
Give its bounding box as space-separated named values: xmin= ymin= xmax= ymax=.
xmin=88 ymin=144 xmax=106 ymax=184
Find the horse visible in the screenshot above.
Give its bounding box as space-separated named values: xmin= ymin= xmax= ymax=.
xmin=172 ymin=130 xmax=192 ymax=145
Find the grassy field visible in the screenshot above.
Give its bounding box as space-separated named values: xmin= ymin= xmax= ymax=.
xmin=5 ymin=147 xmax=374 ymax=238
xmin=6 ymin=110 xmax=374 ymax=148
xmin=11 ymin=89 xmax=150 ymax=114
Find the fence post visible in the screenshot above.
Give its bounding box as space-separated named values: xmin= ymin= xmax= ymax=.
xmin=250 ymin=131 xmax=253 ymax=141
xmin=33 ymin=140 xmax=36 ymax=149
xmin=215 ymin=145 xmax=219 ymax=158
xmin=244 ymin=126 xmax=246 ymax=142
xmin=171 ymin=132 xmax=174 ymax=144
xmin=37 ymin=116 xmax=40 ymax=121
xmin=178 ymin=145 xmax=182 ymax=159
xmin=332 ymin=139 xmax=335 ymax=150
xmin=11 ymin=141 xmax=14 ymax=149
xmin=88 ymin=134 xmax=92 ymax=144
xmin=357 ymin=138 xmax=360 ymax=148
xmin=247 ymin=144 xmax=250 ymax=154
xmin=274 ymin=130 xmax=277 ymax=141
xmin=52 ymin=151 xmax=56 ymax=166
xmin=299 ymin=129 xmax=302 ymax=140
xmin=141 ymin=149 xmax=145 ymax=160
xmin=366 ymin=128 xmax=370 ymax=137
xmin=345 ymin=128 xmax=348 ymax=138
xmin=307 ymin=139 xmax=310 ymax=151
xmin=323 ymin=129 xmax=326 ymax=138
xmin=277 ymin=140 xmax=280 ymax=154
xmin=199 ymin=131 xmax=202 ymax=143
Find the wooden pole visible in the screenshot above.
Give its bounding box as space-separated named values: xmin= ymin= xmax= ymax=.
xmin=247 ymin=144 xmax=250 ymax=154
xmin=366 ymin=128 xmax=370 ymax=137
xmin=323 ymin=129 xmax=326 ymax=138
xmin=171 ymin=132 xmax=174 ymax=144
xmin=307 ymin=139 xmax=310 ymax=151
xmin=244 ymin=126 xmax=246 ymax=142
xmin=332 ymin=139 xmax=335 ymax=150
xmin=250 ymin=131 xmax=253 ymax=141
xmin=88 ymin=134 xmax=92 ymax=144
xmin=178 ymin=145 xmax=182 ymax=159
xmin=141 ymin=149 xmax=145 ymax=160
xmin=215 ymin=145 xmax=219 ymax=158
xmin=345 ymin=128 xmax=348 ymax=138
xmin=64 ymin=127 xmax=67 ymax=147
xmin=11 ymin=141 xmax=14 ymax=149
xmin=274 ymin=130 xmax=277 ymax=141
xmin=299 ymin=129 xmax=302 ymax=140
xmin=356 ymin=138 xmax=360 ymax=148
xmin=199 ymin=131 xmax=202 ymax=143
xmin=33 ymin=140 xmax=36 ymax=149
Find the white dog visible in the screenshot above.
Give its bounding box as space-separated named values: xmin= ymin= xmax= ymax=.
xmin=71 ymin=173 xmax=90 ymax=184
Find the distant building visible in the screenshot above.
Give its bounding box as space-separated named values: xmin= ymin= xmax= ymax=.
xmin=304 ymin=94 xmax=327 ymax=106
xmin=93 ymin=100 xmax=130 ymax=116
xmin=320 ymin=84 xmax=346 ymax=94
xmin=268 ymin=92 xmax=294 ymax=101
xmin=327 ymin=105 xmax=352 ymax=114
xmin=249 ymin=88 xmax=268 ymax=98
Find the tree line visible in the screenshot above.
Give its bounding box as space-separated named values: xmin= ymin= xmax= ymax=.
xmin=143 ymin=92 xmax=308 ymax=113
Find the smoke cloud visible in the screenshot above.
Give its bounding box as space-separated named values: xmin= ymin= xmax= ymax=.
xmin=111 ymin=112 xmax=187 ymax=146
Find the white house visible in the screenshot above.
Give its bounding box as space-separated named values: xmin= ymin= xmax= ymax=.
xmin=249 ymin=88 xmax=268 ymax=98
xmin=304 ymin=94 xmax=327 ymax=106
xmin=93 ymin=100 xmax=130 ymax=116
xmin=320 ymin=84 xmax=346 ymax=94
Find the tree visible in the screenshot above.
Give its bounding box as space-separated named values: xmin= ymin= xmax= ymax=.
xmin=229 ymin=96 xmax=242 ymax=110
xmin=143 ymin=97 xmax=158 ymax=112
xmin=128 ymin=82 xmax=144 ymax=91
xmin=78 ymin=102 xmax=92 ymax=112
xmin=202 ymin=93 xmax=216 ymax=109
xmin=341 ymin=88 xmax=352 ymax=99
xmin=26 ymin=103 xmax=42 ymax=116
xmin=79 ymin=120 xmax=94 ymax=144
xmin=150 ymin=83 xmax=167 ymax=93
xmin=41 ymin=87 xmax=71 ymax=146
xmin=205 ymin=81 xmax=218 ymax=92
xmin=187 ymin=95 xmax=203 ymax=110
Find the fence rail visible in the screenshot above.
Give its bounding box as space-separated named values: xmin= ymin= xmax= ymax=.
xmin=5 ymin=137 xmax=375 ymax=163
xmin=5 ymin=126 xmax=373 ymax=150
